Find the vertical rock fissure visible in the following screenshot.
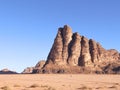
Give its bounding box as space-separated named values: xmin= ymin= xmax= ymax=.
xmin=67 ymin=33 xmax=81 ymax=66
xmin=78 ymin=36 xmax=85 ymax=66
xmin=67 ymin=34 xmax=74 ymax=64
xmin=89 ymin=39 xmax=94 ymax=63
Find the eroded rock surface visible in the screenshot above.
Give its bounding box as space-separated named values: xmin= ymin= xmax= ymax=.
xmin=35 ymin=25 xmax=120 ymax=74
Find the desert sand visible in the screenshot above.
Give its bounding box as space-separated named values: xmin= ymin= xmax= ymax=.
xmin=0 ymin=74 xmax=119 ymax=90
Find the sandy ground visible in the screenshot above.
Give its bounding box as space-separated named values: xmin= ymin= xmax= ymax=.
xmin=0 ymin=74 xmax=119 ymax=90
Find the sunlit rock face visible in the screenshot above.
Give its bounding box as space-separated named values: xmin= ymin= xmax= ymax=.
xmin=35 ymin=25 xmax=120 ymax=74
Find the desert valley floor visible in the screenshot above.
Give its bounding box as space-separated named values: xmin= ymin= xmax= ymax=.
xmin=0 ymin=74 xmax=119 ymax=90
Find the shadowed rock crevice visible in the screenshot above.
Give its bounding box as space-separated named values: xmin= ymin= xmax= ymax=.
xmin=78 ymin=36 xmax=85 ymax=66
xmin=79 ymin=36 xmax=92 ymax=66
xmin=89 ymin=39 xmax=98 ymax=63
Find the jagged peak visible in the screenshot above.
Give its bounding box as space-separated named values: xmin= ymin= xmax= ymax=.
xmin=63 ymin=25 xmax=71 ymax=29
xmin=58 ymin=25 xmax=73 ymax=35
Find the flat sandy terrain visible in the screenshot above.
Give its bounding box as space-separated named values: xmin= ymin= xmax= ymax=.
xmin=0 ymin=74 xmax=119 ymax=90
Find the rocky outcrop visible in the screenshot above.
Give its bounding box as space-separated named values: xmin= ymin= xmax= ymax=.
xmin=35 ymin=60 xmax=46 ymax=69
xmin=22 ymin=67 xmax=34 ymax=74
xmin=22 ymin=60 xmax=46 ymax=74
xmin=35 ymin=25 xmax=120 ymax=74
xmin=0 ymin=68 xmax=18 ymax=74
xmin=32 ymin=60 xmax=46 ymax=73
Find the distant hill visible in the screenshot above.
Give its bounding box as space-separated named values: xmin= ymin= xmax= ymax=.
xmin=0 ymin=68 xmax=18 ymax=74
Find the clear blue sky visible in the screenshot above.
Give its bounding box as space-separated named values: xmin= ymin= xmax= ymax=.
xmin=0 ymin=0 xmax=120 ymax=73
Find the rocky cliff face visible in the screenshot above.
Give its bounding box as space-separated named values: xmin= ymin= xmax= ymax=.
xmin=35 ymin=25 xmax=120 ymax=74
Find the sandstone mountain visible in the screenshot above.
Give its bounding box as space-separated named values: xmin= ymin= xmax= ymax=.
xmin=34 ymin=25 xmax=120 ymax=74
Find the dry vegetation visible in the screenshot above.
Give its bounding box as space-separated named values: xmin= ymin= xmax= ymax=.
xmin=0 ymin=74 xmax=119 ymax=90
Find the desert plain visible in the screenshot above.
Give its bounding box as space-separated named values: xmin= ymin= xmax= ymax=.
xmin=0 ymin=74 xmax=120 ymax=90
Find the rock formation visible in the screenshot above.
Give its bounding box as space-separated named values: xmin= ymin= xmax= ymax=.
xmin=32 ymin=60 xmax=46 ymax=73
xmin=34 ymin=25 xmax=120 ymax=74
xmin=0 ymin=68 xmax=18 ymax=74
xmin=22 ymin=60 xmax=46 ymax=74
xmin=22 ymin=67 xmax=35 ymax=74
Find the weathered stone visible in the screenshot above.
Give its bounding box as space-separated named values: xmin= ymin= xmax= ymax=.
xmin=22 ymin=67 xmax=34 ymax=74
xmin=62 ymin=25 xmax=72 ymax=62
xmin=68 ymin=33 xmax=81 ymax=66
xmin=22 ymin=60 xmax=46 ymax=74
xmin=35 ymin=25 xmax=120 ymax=74
xmin=89 ymin=39 xmax=98 ymax=63
xmin=46 ymin=29 xmax=63 ymax=65
xmin=107 ymin=49 xmax=120 ymax=61
xmin=46 ymin=25 xmax=72 ymax=65
xmin=35 ymin=60 xmax=46 ymax=69
xmin=32 ymin=60 xmax=46 ymax=73
xmin=79 ymin=36 xmax=92 ymax=66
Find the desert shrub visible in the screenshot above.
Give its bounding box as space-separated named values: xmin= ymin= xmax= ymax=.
xmin=108 ymin=85 xmax=117 ymax=89
xmin=14 ymin=84 xmax=21 ymax=87
xmin=30 ymin=84 xmax=39 ymax=88
xmin=40 ymin=85 xmax=56 ymax=90
xmin=47 ymin=86 xmax=56 ymax=90
xmin=78 ymin=85 xmax=92 ymax=90
xmin=1 ymin=86 xmax=11 ymax=90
